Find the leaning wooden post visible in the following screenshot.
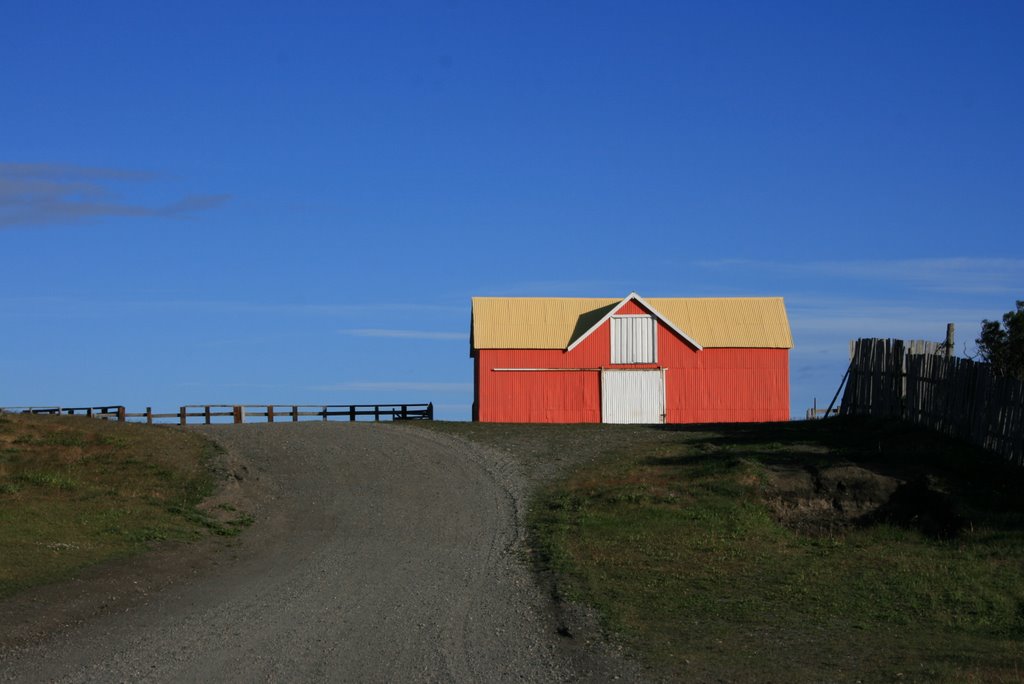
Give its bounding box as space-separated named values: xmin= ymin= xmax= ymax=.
xmin=945 ymin=323 xmax=955 ymax=359
xmin=179 ymin=406 xmax=187 ymax=426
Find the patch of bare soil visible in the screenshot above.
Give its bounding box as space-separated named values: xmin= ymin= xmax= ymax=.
xmin=763 ymin=462 xmax=966 ymax=538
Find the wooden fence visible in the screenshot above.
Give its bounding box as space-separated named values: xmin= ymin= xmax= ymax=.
xmin=840 ymin=338 xmax=1024 ymax=465
xmin=0 ymin=403 xmax=433 ymax=425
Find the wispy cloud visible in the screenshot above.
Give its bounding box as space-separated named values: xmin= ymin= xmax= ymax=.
xmin=0 ymin=296 xmax=465 ymax=318
xmin=700 ymin=258 xmax=1024 ymax=295
xmin=176 ymin=382 xmax=290 ymax=389
xmin=0 ymin=163 xmax=159 ymax=182
xmin=0 ymin=162 xmax=229 ymax=228
xmin=785 ymin=298 xmax=1002 ymax=359
xmin=159 ymin=194 xmax=231 ymax=216
xmin=142 ymin=300 xmax=465 ymax=317
xmin=341 ymin=328 xmax=466 ymax=340
xmin=310 ymin=382 xmax=472 ymax=393
xmin=483 ymin=279 xmax=634 ymax=297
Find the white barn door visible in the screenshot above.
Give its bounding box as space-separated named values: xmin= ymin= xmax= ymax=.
xmin=601 ymin=369 xmax=665 ymax=424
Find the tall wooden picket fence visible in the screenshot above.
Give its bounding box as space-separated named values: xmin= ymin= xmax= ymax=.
xmin=841 ymin=338 xmax=1024 ymax=465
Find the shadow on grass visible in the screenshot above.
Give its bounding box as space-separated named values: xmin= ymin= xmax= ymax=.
xmin=645 ymin=417 xmax=1024 ymax=536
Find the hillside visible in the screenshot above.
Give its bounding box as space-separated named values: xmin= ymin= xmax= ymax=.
xmin=422 ymin=418 xmax=1024 ymax=682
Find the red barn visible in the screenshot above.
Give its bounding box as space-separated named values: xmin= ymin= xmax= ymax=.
xmin=470 ymin=293 xmax=793 ymax=424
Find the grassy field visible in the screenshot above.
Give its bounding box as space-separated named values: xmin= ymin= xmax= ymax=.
xmin=424 ymin=418 xmax=1024 ymax=683
xmin=0 ymin=412 xmax=249 ymax=599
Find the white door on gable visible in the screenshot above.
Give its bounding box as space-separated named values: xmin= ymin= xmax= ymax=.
xmin=601 ymin=369 xmax=665 ymax=424
xmin=610 ymin=315 xmax=657 ymax=363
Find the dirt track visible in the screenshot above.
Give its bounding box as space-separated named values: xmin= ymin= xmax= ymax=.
xmin=0 ymin=423 xmax=638 ymax=682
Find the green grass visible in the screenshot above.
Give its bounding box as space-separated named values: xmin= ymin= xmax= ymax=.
xmin=0 ymin=413 xmax=247 ymax=599
xmin=422 ymin=418 xmax=1024 ymax=682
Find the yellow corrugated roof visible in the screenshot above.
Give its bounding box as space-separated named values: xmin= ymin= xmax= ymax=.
xmin=471 ymin=295 xmax=793 ymax=349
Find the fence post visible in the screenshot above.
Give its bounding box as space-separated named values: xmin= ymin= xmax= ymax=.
xmin=268 ymin=405 xmax=275 ymax=423
xmin=292 ymin=405 xmax=299 ymax=422
xmin=205 ymin=406 xmax=212 ymax=425
xmin=117 ymin=406 xmax=126 ymax=422
xmin=146 ymin=407 xmax=153 ymax=425
xmin=374 ymin=405 xmax=380 ymax=422
xmin=322 ymin=406 xmax=328 ymax=422
xmin=349 ymin=405 xmax=356 ymax=422
xmin=233 ymin=406 xmax=244 ymax=424
xmin=179 ymin=407 xmax=187 ymax=426
xmin=427 ymin=402 xmax=434 ymax=420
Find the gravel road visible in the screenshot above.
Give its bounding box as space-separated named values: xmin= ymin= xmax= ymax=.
xmin=0 ymin=423 xmax=638 ymax=682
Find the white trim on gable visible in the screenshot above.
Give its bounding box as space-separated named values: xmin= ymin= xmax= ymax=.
xmin=565 ymin=292 xmax=704 ymax=352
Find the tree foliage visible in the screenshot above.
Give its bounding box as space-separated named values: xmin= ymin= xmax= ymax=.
xmin=975 ymin=300 xmax=1024 ymax=381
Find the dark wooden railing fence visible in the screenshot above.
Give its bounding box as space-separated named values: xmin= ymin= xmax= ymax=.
xmin=0 ymin=405 xmax=127 ymax=420
xmin=840 ymin=338 xmax=1023 ymax=465
xmin=0 ymin=403 xmax=433 ymax=425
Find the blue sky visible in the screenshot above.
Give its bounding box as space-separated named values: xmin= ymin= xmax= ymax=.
xmin=2 ymin=1 xmax=1022 ymax=420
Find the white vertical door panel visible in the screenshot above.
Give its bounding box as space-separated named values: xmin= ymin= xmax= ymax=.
xmin=602 ymin=369 xmax=665 ymax=424
xmin=611 ymin=316 xmax=656 ymax=364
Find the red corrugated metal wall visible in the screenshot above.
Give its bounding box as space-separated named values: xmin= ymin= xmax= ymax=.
xmin=617 ymin=300 xmax=647 ymax=315
xmin=475 ymin=322 xmax=610 ymax=423
xmin=475 ymin=358 xmax=601 ymax=423
xmin=474 ymin=301 xmax=789 ymax=423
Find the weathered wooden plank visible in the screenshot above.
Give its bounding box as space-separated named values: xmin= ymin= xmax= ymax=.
xmin=841 ymin=337 xmax=1023 ymax=465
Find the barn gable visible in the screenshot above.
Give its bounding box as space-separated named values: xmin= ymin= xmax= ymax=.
xmin=565 ymin=292 xmax=702 ymax=352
